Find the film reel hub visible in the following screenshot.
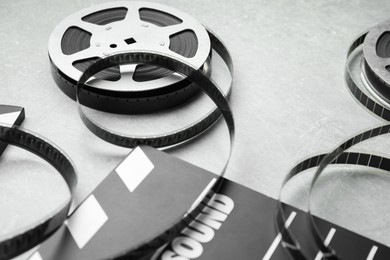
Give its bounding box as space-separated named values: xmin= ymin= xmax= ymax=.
xmin=48 ymin=1 xmax=211 ymax=113
xmin=88 ymin=21 xmax=168 ymax=57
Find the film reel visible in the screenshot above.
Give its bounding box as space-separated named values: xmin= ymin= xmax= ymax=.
xmin=0 ymin=125 xmax=77 ymax=260
xmin=346 ymin=18 xmax=390 ymax=120
xmin=275 ymin=19 xmax=390 ymax=260
xmin=362 ymin=20 xmax=390 ymax=104
xmin=48 ymin=1 xmax=212 ymax=114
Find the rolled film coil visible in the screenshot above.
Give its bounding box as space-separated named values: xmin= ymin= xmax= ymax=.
xmin=48 ymin=1 xmax=213 ymax=114
xmin=74 ymin=27 xmax=234 ymax=258
xmin=0 ymin=125 xmax=77 ymax=260
xmin=76 ymin=28 xmax=233 ymax=148
xmin=272 ymin=19 xmax=390 ymax=260
xmin=276 ymin=124 xmax=390 ymax=259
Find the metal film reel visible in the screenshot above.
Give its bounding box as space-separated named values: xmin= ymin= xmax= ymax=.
xmin=274 ymin=19 xmax=390 ymax=260
xmin=363 ymin=19 xmax=390 ymax=104
xmin=48 ymin=1 xmax=211 ymax=114
xmin=346 ymin=19 xmax=390 ymax=118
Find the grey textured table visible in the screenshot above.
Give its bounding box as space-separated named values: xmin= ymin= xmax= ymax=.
xmin=1 ymin=0 xmax=390 ymax=258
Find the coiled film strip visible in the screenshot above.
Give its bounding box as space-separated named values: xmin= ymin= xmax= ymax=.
xmin=48 ymin=1 xmax=213 ymax=114
xmin=0 ymin=125 xmax=77 ymax=260
xmin=72 ymin=25 xmax=234 ymax=258
xmin=76 ymin=28 xmax=232 ymax=148
xmin=277 ymin=125 xmax=390 ymax=260
xmin=276 ymin=18 xmax=390 ymax=260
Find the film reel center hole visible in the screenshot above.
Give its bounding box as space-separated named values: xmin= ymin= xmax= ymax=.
xmin=124 ymin=37 xmax=136 ymax=45
xmin=110 ymin=44 xmax=117 ymax=48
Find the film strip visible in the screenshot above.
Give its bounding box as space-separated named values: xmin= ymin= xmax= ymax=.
xmin=71 ymin=25 xmax=234 ymax=257
xmin=277 ymin=125 xmax=390 ymax=260
xmin=276 ymin=19 xmax=390 ymax=260
xmin=76 ymin=28 xmax=233 ymax=148
xmin=0 ymin=125 xmax=77 ymax=260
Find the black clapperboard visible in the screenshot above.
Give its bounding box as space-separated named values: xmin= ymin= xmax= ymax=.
xmin=28 ymin=146 xmax=390 ymax=260
xmin=0 ymin=105 xmax=25 ymax=155
xmin=29 ymin=146 xmax=216 ymax=260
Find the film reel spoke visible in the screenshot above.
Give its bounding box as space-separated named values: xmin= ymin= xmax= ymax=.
xmin=118 ymin=64 xmax=138 ymax=85
xmin=73 ymin=20 xmax=102 ymax=35
xmin=122 ymin=7 xmax=142 ymax=24
xmin=66 ymin=46 xmax=99 ymax=65
xmin=161 ymin=22 xmax=192 ymax=38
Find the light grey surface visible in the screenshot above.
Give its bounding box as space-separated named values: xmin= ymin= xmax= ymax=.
xmin=1 ymin=0 xmax=390 ymax=256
